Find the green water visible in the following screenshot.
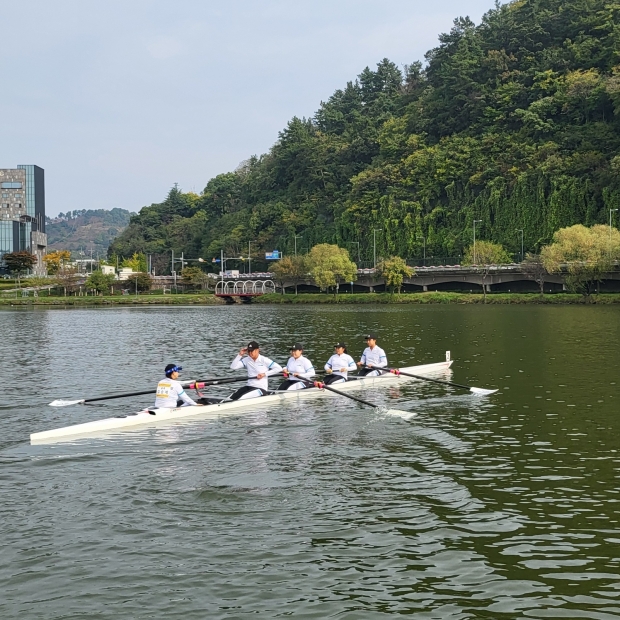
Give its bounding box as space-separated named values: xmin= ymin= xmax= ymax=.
xmin=1 ymin=304 xmax=619 ymax=618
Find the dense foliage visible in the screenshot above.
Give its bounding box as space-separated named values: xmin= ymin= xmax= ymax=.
xmin=110 ymin=0 xmax=620 ymax=269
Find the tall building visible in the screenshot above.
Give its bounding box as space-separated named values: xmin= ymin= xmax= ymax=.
xmin=0 ymin=164 xmax=47 ymax=275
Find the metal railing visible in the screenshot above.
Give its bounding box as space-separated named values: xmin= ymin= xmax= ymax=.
xmin=215 ymin=280 xmax=276 ymax=295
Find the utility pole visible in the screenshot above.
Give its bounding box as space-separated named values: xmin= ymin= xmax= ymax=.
xmin=294 ymin=235 xmax=302 ymax=257
xmin=516 ymin=229 xmax=524 ymax=262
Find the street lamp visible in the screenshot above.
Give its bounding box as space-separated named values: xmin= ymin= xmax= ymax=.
xmin=516 ymin=229 xmax=524 ymax=262
xmin=294 ymin=234 xmax=303 ymax=257
xmin=373 ymin=229 xmax=382 ymax=269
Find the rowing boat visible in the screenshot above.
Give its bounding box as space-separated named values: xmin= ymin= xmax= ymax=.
xmin=30 ymin=354 xmax=454 ymax=444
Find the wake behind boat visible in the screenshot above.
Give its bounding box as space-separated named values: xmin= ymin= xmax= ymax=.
xmin=31 ymin=355 xmax=455 ymax=444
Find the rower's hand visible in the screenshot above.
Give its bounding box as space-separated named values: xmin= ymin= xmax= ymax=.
xmin=239 ymin=347 xmax=248 ymax=356
xmin=326 ymin=368 xmax=333 ymax=374
xmin=357 ymin=361 xmax=363 ymax=366
xmin=293 ymin=372 xmax=299 ymax=377
xmin=366 ymin=363 xmax=373 ymax=368
xmin=256 ymin=373 xmax=266 ymax=379
xmin=340 ymin=367 xmax=347 ymax=372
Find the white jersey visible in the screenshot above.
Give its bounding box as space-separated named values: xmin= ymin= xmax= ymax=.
xmin=285 ymin=355 xmax=315 ymax=382
xmin=231 ymin=354 xmax=283 ymax=390
xmin=360 ymin=345 xmax=387 ymax=368
xmin=324 ymin=353 xmax=356 ymax=378
xmin=155 ymin=377 xmax=197 ymax=408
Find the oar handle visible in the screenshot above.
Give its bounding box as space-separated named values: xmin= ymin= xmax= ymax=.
xmin=387 ymin=367 xmax=472 ymax=391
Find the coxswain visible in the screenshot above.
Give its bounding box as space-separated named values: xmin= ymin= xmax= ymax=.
xmin=278 ymin=343 xmax=315 ymax=391
xmin=357 ymin=333 xmax=388 ymax=376
xmin=155 ymin=364 xmax=200 ymax=408
xmin=229 ymin=341 xmax=283 ymax=400
xmin=323 ymin=342 xmax=356 ymax=384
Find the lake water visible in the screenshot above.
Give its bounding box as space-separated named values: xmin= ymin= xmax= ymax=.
xmin=1 ymin=304 xmax=619 ymax=619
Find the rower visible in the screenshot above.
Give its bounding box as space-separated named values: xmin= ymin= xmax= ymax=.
xmin=324 ymin=342 xmax=356 ymax=384
xmin=155 ymin=364 xmax=200 ymax=408
xmin=278 ymin=343 xmax=315 ymax=391
xmin=357 ymin=333 xmax=388 ymax=376
xmin=229 ymin=341 xmax=283 ymax=400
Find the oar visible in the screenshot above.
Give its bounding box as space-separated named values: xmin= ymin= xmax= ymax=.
xmin=312 ymin=380 xmax=415 ymax=419
xmin=385 ymin=367 xmax=497 ymax=396
xmin=48 ymin=376 xmax=248 ymax=407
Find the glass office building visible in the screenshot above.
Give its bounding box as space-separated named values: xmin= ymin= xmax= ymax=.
xmin=0 ymin=164 xmax=47 ymax=275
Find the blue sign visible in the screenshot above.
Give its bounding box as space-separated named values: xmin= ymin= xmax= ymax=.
xmin=212 ymin=258 xmax=221 ymax=263
xmin=265 ymin=250 xmax=280 ymax=260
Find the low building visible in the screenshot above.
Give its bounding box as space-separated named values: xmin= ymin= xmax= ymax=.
xmin=0 ymin=165 xmax=47 ymax=275
xmin=118 ymin=268 xmax=134 ymax=281
xmin=101 ymin=265 xmax=115 ymax=276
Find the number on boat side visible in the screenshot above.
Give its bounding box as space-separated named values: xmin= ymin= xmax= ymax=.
xmin=446 ymin=351 xmax=451 ymax=362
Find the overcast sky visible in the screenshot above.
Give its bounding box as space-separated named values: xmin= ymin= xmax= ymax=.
xmin=1 ymin=0 xmax=502 ymax=217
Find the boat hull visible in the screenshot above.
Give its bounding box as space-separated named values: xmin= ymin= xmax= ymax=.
xmin=31 ymin=359 xmax=453 ymax=444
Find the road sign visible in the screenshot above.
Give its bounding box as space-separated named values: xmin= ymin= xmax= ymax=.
xmin=265 ymin=250 xmax=280 ymax=260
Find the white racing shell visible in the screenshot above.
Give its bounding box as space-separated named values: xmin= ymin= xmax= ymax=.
xmin=31 ymin=357 xmax=453 ymax=444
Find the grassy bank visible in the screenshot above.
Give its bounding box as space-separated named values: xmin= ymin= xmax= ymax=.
xmin=3 ymin=291 xmax=620 ymax=306
xmin=0 ymin=293 xmax=222 ymax=306
xmin=256 ymin=292 xmax=620 ymax=304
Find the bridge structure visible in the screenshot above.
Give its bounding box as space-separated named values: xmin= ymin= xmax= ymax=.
xmin=279 ymin=265 xmax=620 ymax=294
xmin=215 ymin=279 xmax=276 ymax=304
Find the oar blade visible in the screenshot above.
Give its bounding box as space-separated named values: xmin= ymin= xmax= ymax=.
xmin=49 ymin=399 xmax=85 ymax=407
xmin=376 ymin=406 xmax=417 ymax=420
xmin=470 ymin=387 xmax=498 ymax=396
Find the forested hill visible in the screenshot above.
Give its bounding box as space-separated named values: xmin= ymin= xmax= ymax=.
xmin=47 ymin=208 xmax=134 ymax=254
xmin=110 ymin=0 xmax=620 ymax=267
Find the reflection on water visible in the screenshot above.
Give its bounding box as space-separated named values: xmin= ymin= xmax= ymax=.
xmin=1 ymin=304 xmax=619 ymax=618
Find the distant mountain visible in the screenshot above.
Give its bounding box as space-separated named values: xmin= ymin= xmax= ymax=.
xmin=46 ymin=208 xmax=135 ymax=255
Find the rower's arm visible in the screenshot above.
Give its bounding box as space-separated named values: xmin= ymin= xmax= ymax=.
xmin=376 ymin=349 xmax=388 ymax=368
xmin=230 ymin=355 xmax=245 ymax=370
xmin=346 ymin=357 xmax=357 ymax=371
xmin=266 ymin=360 xmax=283 ymax=376
xmin=178 ymin=389 xmax=198 ymax=406
xmin=299 ymin=362 xmax=315 ymax=379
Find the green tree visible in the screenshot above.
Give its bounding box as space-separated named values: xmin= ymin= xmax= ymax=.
xmin=307 ymin=244 xmax=357 ymax=297
xmin=121 ymin=252 xmax=147 ymax=273
xmin=125 ymin=272 xmax=153 ymax=293
xmin=181 ymin=266 xmax=210 ymax=290
xmin=85 ymin=271 xmax=116 ymax=295
xmin=462 ymin=241 xmax=512 ymax=302
xmin=378 ymin=256 xmax=414 ymax=295
xmin=541 ymin=224 xmax=620 ymax=299
xmin=3 ymin=251 xmax=37 ymax=291
xmin=270 ymin=255 xmax=308 ymax=294
xmin=521 ymin=253 xmax=549 ymax=297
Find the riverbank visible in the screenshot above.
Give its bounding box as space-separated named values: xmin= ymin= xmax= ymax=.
xmin=3 ymin=291 xmax=620 ymax=306
xmin=256 ymin=292 xmax=620 ymax=304
xmin=0 ymin=293 xmax=221 ymax=306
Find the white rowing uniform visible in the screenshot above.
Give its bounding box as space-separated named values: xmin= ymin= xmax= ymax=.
xmin=283 ymin=355 xmax=315 ymax=390
xmin=155 ymin=377 xmax=197 ymax=408
xmin=230 ymin=354 xmax=283 ymax=391
xmin=360 ymin=345 xmax=388 ymax=376
xmin=324 ymin=353 xmax=356 ymax=381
